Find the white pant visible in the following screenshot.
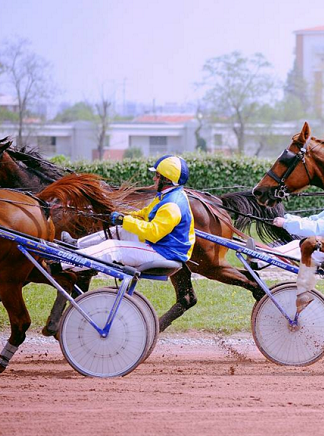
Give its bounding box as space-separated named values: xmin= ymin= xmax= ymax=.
xmin=273 ymin=239 xmax=324 ymax=265
xmin=66 ymin=227 xmax=167 ymax=269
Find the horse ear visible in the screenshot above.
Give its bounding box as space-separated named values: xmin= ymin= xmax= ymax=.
xmin=0 ymin=137 xmax=13 ymax=153
xmin=297 ymin=122 xmax=311 ymax=143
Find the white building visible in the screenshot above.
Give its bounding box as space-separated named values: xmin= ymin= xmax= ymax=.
xmin=295 ymin=25 xmax=324 ymax=116
xmin=0 ymin=117 xmax=315 ymax=161
xmin=0 ymin=94 xmax=19 ymax=113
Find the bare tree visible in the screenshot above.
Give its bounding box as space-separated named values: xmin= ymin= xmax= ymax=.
xmin=95 ymin=93 xmax=112 ymax=160
xmin=0 ymin=37 xmax=55 ymax=148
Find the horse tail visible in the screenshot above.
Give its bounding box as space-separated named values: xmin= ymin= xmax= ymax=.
xmin=220 ymin=190 xmax=295 ymax=244
xmin=36 ymin=173 xmax=115 ymax=230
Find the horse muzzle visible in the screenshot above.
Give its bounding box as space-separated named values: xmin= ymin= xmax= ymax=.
xmin=252 ymin=186 xmax=283 ymax=207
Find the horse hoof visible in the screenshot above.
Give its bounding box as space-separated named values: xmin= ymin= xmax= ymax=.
xmin=42 ymin=326 xmax=57 ymax=337
xmin=54 ymin=331 xmax=60 ymax=341
xmin=297 ymin=292 xmax=314 ymax=313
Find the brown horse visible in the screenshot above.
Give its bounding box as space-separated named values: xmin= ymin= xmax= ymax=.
xmin=0 ymin=138 xmax=290 ymax=335
xmin=253 ymin=121 xmax=324 ymax=309
xmin=252 ymin=122 xmax=319 ymax=207
xmin=0 ymin=172 xmax=123 ymax=373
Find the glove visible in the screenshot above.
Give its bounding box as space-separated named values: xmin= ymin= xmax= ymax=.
xmin=273 ymin=217 xmax=285 ymax=228
xmin=109 ymin=211 xmax=124 ymax=226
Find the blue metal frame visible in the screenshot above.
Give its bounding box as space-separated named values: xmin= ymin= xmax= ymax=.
xmin=0 ymin=226 xmax=302 ymax=332
xmin=195 ymin=229 xmax=300 ymax=326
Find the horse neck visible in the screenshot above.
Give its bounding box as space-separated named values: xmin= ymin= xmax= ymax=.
xmin=0 ymin=152 xmax=46 ymax=192
xmin=308 ymin=144 xmax=324 ymax=189
xmin=0 ymin=152 xmax=36 ymax=190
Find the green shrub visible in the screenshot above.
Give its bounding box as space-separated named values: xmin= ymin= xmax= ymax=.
xmin=64 ymin=152 xmax=322 ymax=216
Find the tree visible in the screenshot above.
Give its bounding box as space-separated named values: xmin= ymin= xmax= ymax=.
xmin=95 ymin=94 xmax=112 ymax=161
xmin=201 ymin=51 xmax=277 ymax=154
xmin=54 ymin=102 xmax=96 ymax=122
xmin=0 ymin=37 xmax=55 ymax=148
xmin=195 ymin=108 xmax=207 ymax=152
xmin=275 ymin=61 xmax=311 ymax=121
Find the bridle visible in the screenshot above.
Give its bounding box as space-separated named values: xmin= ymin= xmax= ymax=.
xmin=266 ymin=136 xmax=312 ymax=200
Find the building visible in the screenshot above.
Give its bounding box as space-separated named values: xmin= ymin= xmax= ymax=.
xmin=0 ymin=117 xmax=312 ymax=162
xmin=0 ymin=94 xmax=19 ymax=113
xmin=295 ymin=25 xmax=324 ymax=117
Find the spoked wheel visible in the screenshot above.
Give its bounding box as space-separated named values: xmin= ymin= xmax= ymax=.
xmin=96 ymin=287 xmax=159 ymax=361
xmin=252 ymin=284 xmax=324 ymax=366
xmin=251 ymin=281 xmax=296 ymax=315
xmin=59 ymin=289 xmax=149 ymax=378
xmin=128 ymin=291 xmax=159 ymax=360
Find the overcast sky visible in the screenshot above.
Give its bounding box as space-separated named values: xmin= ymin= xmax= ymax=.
xmin=1 ymin=0 xmax=323 ymax=108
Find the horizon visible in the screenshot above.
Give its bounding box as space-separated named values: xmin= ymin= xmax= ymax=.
xmin=1 ymin=0 xmax=324 ymax=110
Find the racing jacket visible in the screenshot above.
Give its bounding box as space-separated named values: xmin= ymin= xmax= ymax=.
xmin=283 ymin=210 xmax=324 ymax=237
xmin=122 ymin=186 xmax=195 ymax=262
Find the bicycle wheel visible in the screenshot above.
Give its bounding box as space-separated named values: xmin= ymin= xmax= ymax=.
xmin=96 ymin=287 xmax=159 ymax=361
xmin=59 ymin=289 xmax=149 ymax=377
xmin=251 ymin=281 xmax=296 ymax=317
xmin=252 ymin=284 xmax=324 ymax=366
xmin=132 ymin=291 xmax=159 ymax=360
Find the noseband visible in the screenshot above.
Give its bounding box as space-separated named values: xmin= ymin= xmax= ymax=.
xmin=266 ymin=136 xmax=312 ymax=200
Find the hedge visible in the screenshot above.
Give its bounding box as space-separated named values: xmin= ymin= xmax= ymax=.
xmin=52 ymin=152 xmax=324 ymax=216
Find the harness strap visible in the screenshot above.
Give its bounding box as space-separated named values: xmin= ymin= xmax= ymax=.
xmin=186 ymin=189 xmax=249 ymax=239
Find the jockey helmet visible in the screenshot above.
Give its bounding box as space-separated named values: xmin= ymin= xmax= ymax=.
xmin=149 ymin=155 xmax=189 ymax=185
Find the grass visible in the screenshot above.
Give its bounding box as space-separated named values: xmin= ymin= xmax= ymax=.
xmin=3 ymin=276 xmax=322 ymax=335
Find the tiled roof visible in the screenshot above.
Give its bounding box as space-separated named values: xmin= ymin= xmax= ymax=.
xmin=133 ymin=115 xmax=195 ymax=124
xmin=295 ymin=25 xmax=324 ymax=33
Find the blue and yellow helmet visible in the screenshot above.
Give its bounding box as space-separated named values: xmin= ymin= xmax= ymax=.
xmin=149 ymin=155 xmax=189 ymax=185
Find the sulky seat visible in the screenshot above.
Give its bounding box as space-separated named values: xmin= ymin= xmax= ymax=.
xmin=137 ymin=260 xmax=182 ymax=277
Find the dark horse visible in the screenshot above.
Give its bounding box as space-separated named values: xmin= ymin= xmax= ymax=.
xmin=0 ymin=173 xmax=123 ymax=373
xmin=253 ymin=121 xmax=324 ymax=291
xmin=0 ymin=137 xmax=292 ymax=334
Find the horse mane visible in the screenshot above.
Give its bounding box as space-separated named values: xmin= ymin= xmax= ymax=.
xmin=219 ymin=190 xmax=295 ymax=244
xmin=7 ymin=146 xmax=69 ymax=185
xmin=37 ymin=173 xmax=142 ymax=231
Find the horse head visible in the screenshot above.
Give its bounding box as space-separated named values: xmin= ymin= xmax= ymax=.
xmin=253 ymin=122 xmax=318 ymax=207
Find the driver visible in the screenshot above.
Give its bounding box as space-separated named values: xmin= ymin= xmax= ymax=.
xmin=61 ymin=155 xmax=195 ymax=268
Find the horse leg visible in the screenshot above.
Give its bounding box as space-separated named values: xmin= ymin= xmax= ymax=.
xmin=159 ymin=264 xmax=197 ymax=332
xmin=192 ymin=261 xmax=265 ymax=301
xmin=41 ymin=271 xmax=78 ymax=338
xmin=296 ymin=237 xmax=324 ymax=312
xmin=0 ymin=283 xmax=31 ymax=373
xmin=25 ymin=266 xmax=78 ymax=337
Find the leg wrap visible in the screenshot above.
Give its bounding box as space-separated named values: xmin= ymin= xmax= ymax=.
xmin=296 ymin=263 xmax=317 ymax=295
xmin=0 ymin=341 xmax=18 ymax=368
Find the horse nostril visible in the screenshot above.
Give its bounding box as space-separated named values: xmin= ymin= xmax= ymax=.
xmin=252 ymin=188 xmax=262 ymax=197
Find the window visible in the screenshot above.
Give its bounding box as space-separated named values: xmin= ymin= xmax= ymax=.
xmin=149 ymin=136 xmax=167 ymax=154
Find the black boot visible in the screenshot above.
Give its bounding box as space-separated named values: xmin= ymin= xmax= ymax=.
xmin=61 ymin=231 xmax=78 ymax=247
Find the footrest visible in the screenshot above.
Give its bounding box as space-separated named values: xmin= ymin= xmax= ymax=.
xmin=137 ymin=260 xmax=182 ymax=276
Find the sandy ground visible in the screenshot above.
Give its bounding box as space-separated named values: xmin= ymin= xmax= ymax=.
xmin=1 ymin=331 xmax=324 ymax=436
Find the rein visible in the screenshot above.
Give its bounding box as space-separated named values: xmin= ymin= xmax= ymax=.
xmin=0 ymin=189 xmax=51 ymax=218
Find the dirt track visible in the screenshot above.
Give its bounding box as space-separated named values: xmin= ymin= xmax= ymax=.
xmin=1 ymin=331 xmax=324 ymax=436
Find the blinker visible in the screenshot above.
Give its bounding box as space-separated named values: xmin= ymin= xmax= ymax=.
xmin=278 ymin=149 xmax=297 ymax=166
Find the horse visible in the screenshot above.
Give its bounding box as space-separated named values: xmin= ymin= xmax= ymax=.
xmin=0 ymin=172 xmax=125 ymax=373
xmin=253 ymin=121 xmax=324 ymax=309
xmin=252 ymin=121 xmax=320 ymax=207
xmin=0 ymin=137 xmax=292 ymax=335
